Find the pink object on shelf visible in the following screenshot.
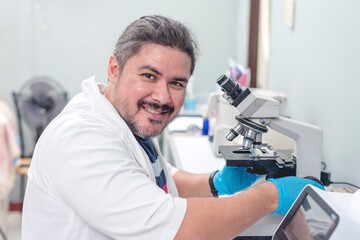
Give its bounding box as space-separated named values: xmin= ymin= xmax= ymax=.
xmin=237 ymin=72 xmax=248 ymax=87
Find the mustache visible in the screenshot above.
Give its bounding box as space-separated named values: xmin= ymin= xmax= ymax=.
xmin=138 ymin=100 xmax=175 ymax=114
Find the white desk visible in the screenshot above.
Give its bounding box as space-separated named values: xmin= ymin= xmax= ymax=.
xmin=163 ymin=131 xmax=225 ymax=173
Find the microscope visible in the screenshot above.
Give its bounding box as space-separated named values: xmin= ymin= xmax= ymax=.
xmin=216 ymin=74 xmax=322 ymax=180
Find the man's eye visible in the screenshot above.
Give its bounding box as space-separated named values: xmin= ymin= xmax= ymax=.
xmin=143 ymin=73 xmax=155 ymax=80
xmin=171 ymin=81 xmax=185 ymax=88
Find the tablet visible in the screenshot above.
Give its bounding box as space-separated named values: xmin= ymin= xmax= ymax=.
xmin=273 ymin=186 xmax=339 ymax=240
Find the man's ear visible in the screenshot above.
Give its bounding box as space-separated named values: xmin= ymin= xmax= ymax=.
xmin=107 ymin=55 xmax=119 ymax=84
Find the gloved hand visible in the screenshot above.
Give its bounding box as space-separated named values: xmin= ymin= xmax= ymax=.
xmin=214 ymin=165 xmax=264 ymax=196
xmin=267 ymin=176 xmax=325 ymax=216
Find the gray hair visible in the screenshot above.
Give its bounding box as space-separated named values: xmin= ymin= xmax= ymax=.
xmin=113 ymin=15 xmax=198 ymax=76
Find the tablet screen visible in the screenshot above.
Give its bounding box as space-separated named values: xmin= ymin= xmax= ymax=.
xmin=273 ymin=186 xmax=339 ymax=240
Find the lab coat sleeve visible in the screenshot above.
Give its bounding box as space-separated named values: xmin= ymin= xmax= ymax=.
xmin=35 ymin=120 xmax=186 ymax=240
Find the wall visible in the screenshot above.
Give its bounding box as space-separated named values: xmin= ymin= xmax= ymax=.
xmin=235 ymin=0 xmax=250 ymax=68
xmin=0 ymin=0 xmax=251 ymax=201
xmin=0 ymin=0 xmax=250 ymax=108
xmin=268 ymin=0 xmax=360 ymax=187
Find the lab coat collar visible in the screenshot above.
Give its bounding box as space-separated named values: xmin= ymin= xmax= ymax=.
xmin=81 ymin=76 xmax=151 ymax=171
xmin=79 ymin=77 xmax=178 ymax=196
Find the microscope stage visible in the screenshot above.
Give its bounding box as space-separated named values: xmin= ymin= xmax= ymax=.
xmin=218 ymin=145 xmax=296 ymax=178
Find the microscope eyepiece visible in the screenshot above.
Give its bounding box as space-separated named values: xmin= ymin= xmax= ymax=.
xmin=217 ymin=74 xmax=243 ymax=101
xmin=216 ymin=74 xmax=228 ymax=85
xmin=217 ymin=75 xmax=235 ymax=92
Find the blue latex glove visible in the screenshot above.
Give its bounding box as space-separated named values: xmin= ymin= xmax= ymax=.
xmin=268 ymin=176 xmax=325 ymax=216
xmin=214 ymin=165 xmax=264 ymax=195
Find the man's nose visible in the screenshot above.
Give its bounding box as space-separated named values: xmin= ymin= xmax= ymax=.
xmin=152 ymin=82 xmax=171 ymax=105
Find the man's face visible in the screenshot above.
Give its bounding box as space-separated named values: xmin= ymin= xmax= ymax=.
xmin=107 ymin=43 xmax=192 ymax=138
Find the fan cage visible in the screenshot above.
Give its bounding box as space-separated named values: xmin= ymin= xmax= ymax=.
xmin=12 ymin=76 xmax=68 ymax=158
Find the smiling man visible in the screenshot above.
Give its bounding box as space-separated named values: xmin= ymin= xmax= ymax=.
xmin=106 ymin=43 xmax=190 ymax=138
xmin=22 ymin=15 xmax=324 ymax=240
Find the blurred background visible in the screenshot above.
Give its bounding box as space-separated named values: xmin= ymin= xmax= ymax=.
xmin=1 ymin=0 xmax=360 ymax=239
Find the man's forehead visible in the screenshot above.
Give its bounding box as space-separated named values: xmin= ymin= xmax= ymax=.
xmin=131 ymin=43 xmax=192 ymax=75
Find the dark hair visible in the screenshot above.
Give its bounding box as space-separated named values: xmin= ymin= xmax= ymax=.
xmin=113 ymin=15 xmax=198 ymax=75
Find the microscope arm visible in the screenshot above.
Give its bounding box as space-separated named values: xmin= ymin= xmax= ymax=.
xmin=268 ymin=116 xmax=322 ymax=179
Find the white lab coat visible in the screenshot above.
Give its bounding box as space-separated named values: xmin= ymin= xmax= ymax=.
xmin=22 ymin=76 xmax=187 ymax=240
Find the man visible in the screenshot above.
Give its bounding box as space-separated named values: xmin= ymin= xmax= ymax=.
xmin=22 ymin=15 xmax=323 ymax=239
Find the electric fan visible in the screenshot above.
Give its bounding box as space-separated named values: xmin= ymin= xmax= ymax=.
xmin=13 ymin=76 xmax=68 ymax=157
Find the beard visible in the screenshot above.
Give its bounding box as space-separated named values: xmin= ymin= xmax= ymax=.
xmin=125 ymin=115 xmax=164 ymax=138
xmin=112 ymin=83 xmax=175 ymax=139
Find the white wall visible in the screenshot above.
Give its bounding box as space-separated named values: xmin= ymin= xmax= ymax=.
xmin=0 ymin=0 xmax=250 ymax=108
xmin=1 ymin=0 xmax=252 ymax=201
xmin=268 ymin=0 xmax=360 ymax=187
xmin=235 ymin=0 xmax=250 ymax=67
